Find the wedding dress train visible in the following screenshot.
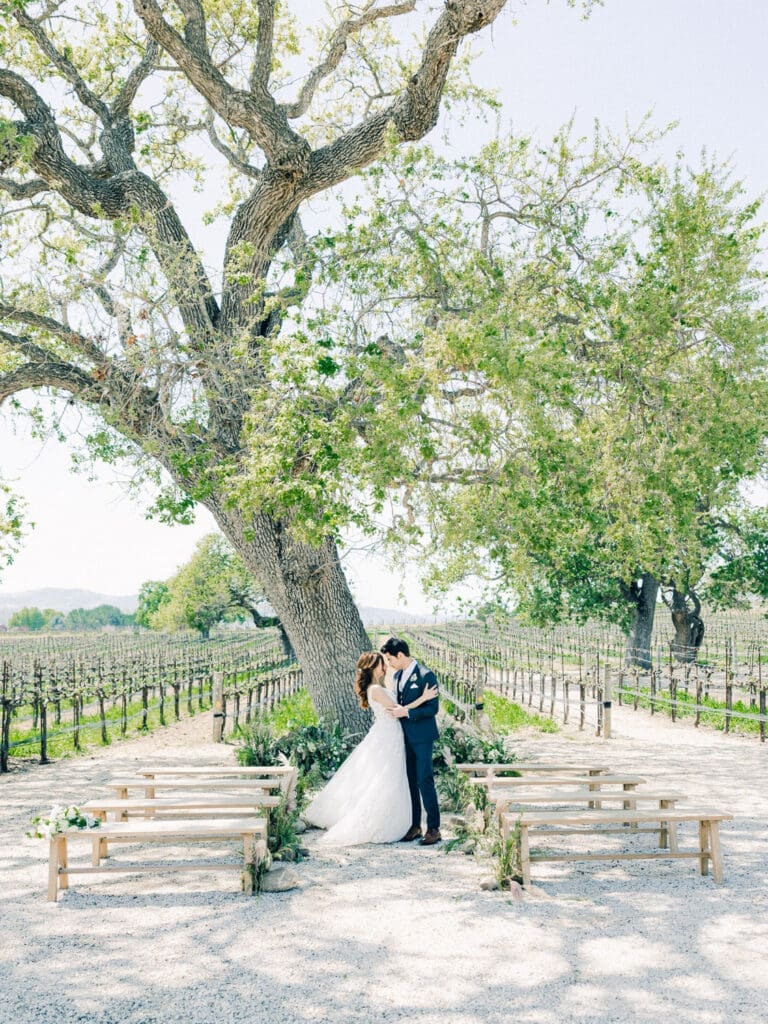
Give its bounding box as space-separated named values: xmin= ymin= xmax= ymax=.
xmin=304 ymin=685 xmax=411 ymax=845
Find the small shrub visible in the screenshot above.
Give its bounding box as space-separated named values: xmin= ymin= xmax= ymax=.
xmin=491 ymin=819 xmax=523 ymax=887
xmin=274 ymin=720 xmax=356 ymax=777
xmin=436 ymin=763 xmax=475 ymax=813
xmin=433 ymin=722 xmax=507 ymax=771
xmin=267 ymin=795 xmax=303 ymax=862
xmin=235 ymin=716 xmax=280 ymax=767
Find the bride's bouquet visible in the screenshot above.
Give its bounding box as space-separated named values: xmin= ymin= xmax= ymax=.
xmin=27 ymin=805 xmax=101 ymax=840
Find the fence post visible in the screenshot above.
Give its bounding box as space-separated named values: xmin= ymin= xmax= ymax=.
xmin=212 ymin=671 xmax=225 ymax=742
xmin=603 ymin=664 xmax=612 ymax=740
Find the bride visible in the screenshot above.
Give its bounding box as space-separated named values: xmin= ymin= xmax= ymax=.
xmin=304 ymin=651 xmax=438 ymax=846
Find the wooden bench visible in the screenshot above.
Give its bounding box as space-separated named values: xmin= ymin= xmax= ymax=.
xmin=82 ymin=793 xmax=282 ymax=822
xmin=106 ymin=777 xmax=287 ymax=800
xmin=488 ymin=789 xmax=684 ymax=847
xmin=46 ymin=816 xmax=268 ymax=901
xmin=133 ymin=764 xmax=298 ymax=806
xmin=458 ymin=762 xmax=610 ymax=778
xmin=501 ymin=807 xmax=733 ymax=885
xmin=136 ymin=765 xmax=295 ymax=778
xmin=471 ymin=774 xmax=646 ymax=793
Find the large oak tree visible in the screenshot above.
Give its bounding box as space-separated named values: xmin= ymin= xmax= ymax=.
xmin=0 ymin=0 xmax=512 ymax=729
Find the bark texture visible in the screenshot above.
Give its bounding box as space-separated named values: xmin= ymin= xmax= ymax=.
xmin=624 ymin=573 xmax=659 ymax=670
xmin=667 ymin=588 xmax=705 ymax=664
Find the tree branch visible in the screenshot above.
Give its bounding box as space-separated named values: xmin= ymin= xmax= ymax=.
xmin=112 ymin=39 xmax=161 ymax=118
xmin=0 ymin=176 xmax=49 ymax=200
xmin=0 ymin=69 xmax=220 ymax=341
xmin=14 ymin=8 xmax=111 ymax=124
xmin=0 ymin=306 xmax=105 ymax=364
xmin=250 ymin=0 xmax=276 ymax=92
xmin=203 ymin=109 xmax=261 ymax=179
xmin=283 ymin=1 xmax=417 ymax=119
xmin=0 ymin=356 xmax=99 ymax=405
xmin=303 ymin=0 xmax=508 ymax=195
xmin=133 ymin=0 xmax=310 ymax=169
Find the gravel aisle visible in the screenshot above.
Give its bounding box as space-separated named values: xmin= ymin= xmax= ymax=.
xmin=1 ymin=706 xmax=766 ymax=1024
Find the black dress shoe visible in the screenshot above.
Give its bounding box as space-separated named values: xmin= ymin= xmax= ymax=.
xmin=400 ymin=826 xmax=423 ymax=842
xmin=419 ymin=829 xmax=442 ymax=846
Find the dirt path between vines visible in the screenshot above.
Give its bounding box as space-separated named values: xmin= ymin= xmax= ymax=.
xmin=0 ymin=704 xmax=766 ymax=1024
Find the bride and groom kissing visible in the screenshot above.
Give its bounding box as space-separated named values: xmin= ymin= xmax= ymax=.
xmin=305 ymin=637 xmax=442 ymax=847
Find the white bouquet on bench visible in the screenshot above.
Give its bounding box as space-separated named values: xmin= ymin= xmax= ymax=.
xmin=27 ymin=805 xmax=101 ymax=840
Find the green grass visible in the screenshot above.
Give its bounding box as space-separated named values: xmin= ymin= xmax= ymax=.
xmin=618 ymin=683 xmax=763 ymax=735
xmin=482 ymin=690 xmax=559 ymax=734
xmin=263 ymin=689 xmax=318 ymax=736
xmin=7 ymin=689 xmax=212 ymax=761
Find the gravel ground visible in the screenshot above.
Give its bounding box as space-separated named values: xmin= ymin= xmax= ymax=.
xmin=1 ymin=703 xmax=766 ymax=1024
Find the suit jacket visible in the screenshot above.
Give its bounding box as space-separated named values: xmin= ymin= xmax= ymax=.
xmin=395 ymin=661 xmax=439 ymax=745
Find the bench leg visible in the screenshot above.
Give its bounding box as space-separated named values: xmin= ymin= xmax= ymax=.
xmin=659 ymin=800 xmax=670 ymax=849
xmin=48 ymin=839 xmax=59 ymax=902
xmin=708 ymin=821 xmax=724 ymax=884
xmin=100 ymin=837 xmax=109 ymax=859
xmin=58 ymin=837 xmax=69 ymax=890
xmin=698 ymin=820 xmax=710 ymax=876
xmin=520 ymin=825 xmax=531 ymax=887
xmin=92 ymin=837 xmax=101 ymax=867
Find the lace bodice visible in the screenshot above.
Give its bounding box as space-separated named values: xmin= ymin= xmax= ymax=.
xmin=368 ymin=684 xmax=397 ymax=719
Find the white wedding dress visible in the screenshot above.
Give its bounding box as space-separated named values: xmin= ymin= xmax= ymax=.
xmin=304 ymin=685 xmax=411 ymax=845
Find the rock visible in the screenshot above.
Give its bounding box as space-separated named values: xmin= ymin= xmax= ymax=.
xmin=479 ymin=876 xmax=500 ymax=891
xmin=298 ymin=847 xmax=310 ymax=858
xmin=294 ymin=819 xmax=307 ymax=834
xmin=442 ymin=814 xmax=467 ymax=831
xmin=276 ymin=847 xmax=295 ymax=861
xmin=261 ymin=864 xmax=300 ymax=892
xmin=504 ymin=880 xmax=524 ymax=901
xmin=458 ymin=840 xmax=476 ymax=855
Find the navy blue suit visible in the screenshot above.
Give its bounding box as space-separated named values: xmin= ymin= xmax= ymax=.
xmin=396 ymin=661 xmax=440 ymax=832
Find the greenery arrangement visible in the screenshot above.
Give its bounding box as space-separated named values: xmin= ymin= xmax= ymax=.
xmin=433 ymin=722 xmax=507 ymax=771
xmin=27 ymin=805 xmax=101 ymax=840
xmin=235 ymin=690 xmax=356 ymax=795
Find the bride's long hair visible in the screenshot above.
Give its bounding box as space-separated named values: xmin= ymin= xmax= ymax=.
xmin=355 ymin=651 xmax=385 ymax=710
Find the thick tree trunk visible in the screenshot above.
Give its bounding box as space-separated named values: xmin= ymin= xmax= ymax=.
xmin=211 ymin=502 xmax=371 ymax=735
xmin=625 ymin=573 xmax=659 ymax=669
xmin=669 ymin=588 xmax=704 ymax=663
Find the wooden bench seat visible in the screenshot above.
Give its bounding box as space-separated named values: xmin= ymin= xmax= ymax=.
xmin=134 ymin=765 xmax=298 ymax=804
xmin=106 ymin=777 xmax=286 ymax=799
xmin=82 ymin=794 xmax=282 ymax=823
xmin=489 ymin=789 xmax=684 ymax=847
xmin=500 ymin=807 xmax=733 ymax=886
xmin=46 ymin=816 xmax=268 ymax=901
xmin=471 ymin=774 xmax=646 ymax=791
xmin=136 ymin=765 xmax=295 ymax=778
xmin=458 ymin=762 xmax=610 ymax=777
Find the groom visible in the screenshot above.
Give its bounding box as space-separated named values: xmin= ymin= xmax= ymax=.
xmin=380 ymin=637 xmax=441 ymax=846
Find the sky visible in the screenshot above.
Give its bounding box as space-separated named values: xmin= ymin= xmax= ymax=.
xmin=1 ymin=0 xmax=767 ymax=610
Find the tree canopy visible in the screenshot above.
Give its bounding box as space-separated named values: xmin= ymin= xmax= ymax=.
xmin=141 ymin=532 xmax=275 ymax=637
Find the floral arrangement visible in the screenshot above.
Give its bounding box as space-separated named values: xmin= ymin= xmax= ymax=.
xmin=27 ymin=805 xmax=101 ymax=840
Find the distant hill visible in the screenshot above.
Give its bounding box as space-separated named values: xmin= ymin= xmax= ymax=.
xmin=0 ymin=588 xmax=432 ymax=627
xmin=0 ymin=588 xmax=138 ymax=625
xmin=360 ymin=606 xmax=434 ymax=626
